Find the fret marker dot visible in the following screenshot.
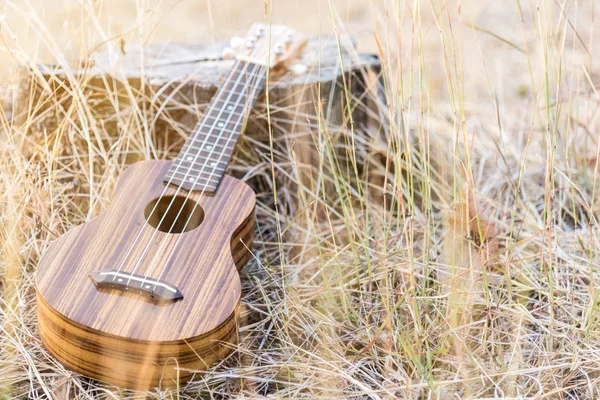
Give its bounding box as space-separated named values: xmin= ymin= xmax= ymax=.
xmin=210 ymin=162 xmax=216 ymax=167
xmin=217 ymin=122 xmax=224 ymax=127
xmin=206 ymin=145 xmax=212 ymax=150
xmin=188 ymin=177 xmax=195 ymax=182
xmin=118 ymin=278 xmax=123 ymax=283
xmin=226 ymin=105 xmax=234 ymax=110
xmin=186 ymin=156 xmax=193 ymax=161
xmin=145 ymin=285 xmax=151 ymax=289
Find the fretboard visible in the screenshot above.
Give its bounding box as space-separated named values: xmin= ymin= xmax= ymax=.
xmin=164 ymin=61 xmax=266 ymax=192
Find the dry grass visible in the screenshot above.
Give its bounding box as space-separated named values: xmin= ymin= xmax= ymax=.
xmin=2 ymin=0 xmax=600 ymax=398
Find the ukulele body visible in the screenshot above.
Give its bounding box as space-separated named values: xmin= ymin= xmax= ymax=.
xmin=35 ymin=160 xmax=255 ymax=390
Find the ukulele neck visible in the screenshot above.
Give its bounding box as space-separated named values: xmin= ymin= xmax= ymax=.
xmin=164 ymin=61 xmax=267 ymax=192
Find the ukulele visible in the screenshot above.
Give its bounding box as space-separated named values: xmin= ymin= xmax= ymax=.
xmin=35 ymin=24 xmax=307 ymax=390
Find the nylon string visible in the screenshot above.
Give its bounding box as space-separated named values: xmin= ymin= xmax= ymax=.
xmin=111 ymin=59 xmax=249 ymax=286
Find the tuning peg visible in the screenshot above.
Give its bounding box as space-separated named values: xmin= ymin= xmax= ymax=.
xmin=230 ymin=37 xmax=245 ymax=49
xmin=289 ymin=63 xmax=308 ymax=76
xmin=274 ymin=44 xmax=284 ymax=56
xmin=285 ymin=32 xmax=293 ymax=46
xmin=222 ymin=47 xmax=236 ymax=59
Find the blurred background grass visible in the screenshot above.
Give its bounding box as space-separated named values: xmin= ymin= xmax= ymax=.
xmin=2 ymin=0 xmax=600 ymax=398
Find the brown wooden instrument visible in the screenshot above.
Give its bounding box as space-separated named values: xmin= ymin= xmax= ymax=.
xmin=35 ymin=24 xmax=307 ymax=390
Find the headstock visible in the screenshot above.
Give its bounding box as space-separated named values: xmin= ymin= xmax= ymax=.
xmin=222 ymin=24 xmax=308 ymax=70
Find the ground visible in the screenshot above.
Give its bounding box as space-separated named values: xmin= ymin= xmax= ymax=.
xmin=1 ymin=0 xmax=600 ymax=398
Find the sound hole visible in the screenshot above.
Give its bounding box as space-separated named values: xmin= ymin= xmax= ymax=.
xmin=144 ymin=195 xmax=204 ymax=233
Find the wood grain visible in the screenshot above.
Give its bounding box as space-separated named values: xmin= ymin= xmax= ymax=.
xmin=35 ymin=160 xmax=255 ymax=389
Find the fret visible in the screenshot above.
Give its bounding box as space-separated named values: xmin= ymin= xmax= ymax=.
xmin=172 ymin=160 xmax=227 ymax=173
xmin=201 ymin=113 xmax=245 ymax=122
xmin=212 ymin=87 xmax=244 ymax=99
xmin=209 ymin=98 xmax=251 ymax=111
xmin=224 ymin=67 xmax=266 ymax=80
xmin=175 ymin=154 xmax=229 ymax=167
xmin=222 ymin=72 xmax=266 ymax=88
xmin=204 ymin=109 xmax=247 ymax=120
xmin=187 ymin=130 xmax=241 ymax=142
xmin=192 ymin=120 xmax=244 ymax=134
xmin=208 ymin=100 xmax=249 ymax=115
xmin=201 ymin=108 xmax=249 ymax=125
xmin=186 ymin=136 xmax=240 ymax=150
xmin=185 ymin=141 xmax=237 ymax=152
xmin=215 ymin=83 xmax=263 ymax=99
xmin=213 ymin=79 xmax=265 ymax=102
xmin=173 ymin=149 xmax=236 ymax=166
xmin=167 ymin=170 xmax=222 ymax=184
xmin=165 ymin=178 xmax=218 ymax=191
xmin=191 ymin=128 xmax=242 ymax=140
xmin=199 ymin=114 xmax=246 ymax=126
xmin=170 ymin=166 xmax=226 ymax=178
